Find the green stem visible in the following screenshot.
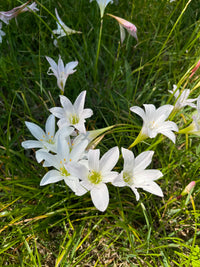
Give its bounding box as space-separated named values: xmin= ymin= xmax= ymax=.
xmin=128 ymin=130 xmax=147 ymax=149
xmin=94 ymin=19 xmax=103 ymax=83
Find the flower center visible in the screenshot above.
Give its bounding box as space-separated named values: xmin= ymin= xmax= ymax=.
xmin=148 ymin=120 xmax=157 ymax=130
xmin=123 ymin=172 xmax=133 ymax=186
xmin=60 ymin=166 xmax=70 ymax=177
xmin=88 ymin=170 xmax=102 ymax=185
xmin=69 ymin=114 xmax=79 ymax=125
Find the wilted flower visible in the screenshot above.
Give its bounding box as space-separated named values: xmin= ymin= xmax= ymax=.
xmin=52 ymin=8 xmax=81 ymax=45
xmin=107 ymin=13 xmax=138 ymax=43
xmin=182 ymin=181 xmax=196 ymax=195
xmin=46 ymin=55 xmax=78 ymax=92
xmin=190 ymin=59 xmax=200 ymax=78
xmin=169 ymin=84 xmax=196 ymax=111
xmin=112 ymin=148 xmax=163 ymax=201
xmin=0 ymin=1 xmax=38 ymax=25
xmin=66 ymin=147 xmax=119 ymax=211
xmin=129 ymin=104 xmax=178 ymax=147
xmin=90 ymin=0 xmax=113 ymax=18
xmin=0 ymin=22 xmax=5 ymax=43
xmin=50 ymin=91 xmax=93 ymax=134
xmin=179 ymin=95 xmax=200 ymax=136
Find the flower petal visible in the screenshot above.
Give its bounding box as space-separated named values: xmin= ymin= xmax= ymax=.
xmin=130 ymin=106 xmax=146 ymax=121
xmin=88 ymin=149 xmax=100 ymax=170
xmin=90 ymin=183 xmax=109 ymax=212
xmin=141 ymin=182 xmax=164 ymax=197
xmin=21 ymin=140 xmax=43 ymax=149
xmin=99 ymin=146 xmax=119 ymax=173
xmin=49 ymin=107 xmax=65 ymax=119
xmin=45 ymin=114 xmax=55 ymax=137
xmin=134 ymin=151 xmax=154 ymax=172
xmin=25 ymin=121 xmax=45 ymax=140
xmin=74 ymin=91 xmax=86 ymax=114
xmin=40 ymin=170 xmax=63 ymax=185
xmin=121 ymin=147 xmax=135 ymax=173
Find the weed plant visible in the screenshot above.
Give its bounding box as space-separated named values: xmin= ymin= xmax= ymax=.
xmin=0 ymin=0 xmax=200 ymax=266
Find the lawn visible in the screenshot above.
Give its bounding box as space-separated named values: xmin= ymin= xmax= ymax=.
xmin=0 ymin=0 xmax=200 ymax=266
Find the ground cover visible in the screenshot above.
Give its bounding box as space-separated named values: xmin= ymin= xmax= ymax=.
xmin=0 ymin=0 xmax=200 ymax=266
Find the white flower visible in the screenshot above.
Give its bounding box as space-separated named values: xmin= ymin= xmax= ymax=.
xmin=23 ymin=2 xmax=39 ymax=13
xmin=112 ymin=148 xmax=163 ymax=201
xmin=46 ymin=55 xmax=78 ymax=92
xmin=130 ymin=104 xmax=178 ymax=143
xmin=21 ymin=114 xmax=74 ymax=162
xmin=179 ymin=95 xmax=200 ymax=136
xmin=169 ymin=84 xmax=196 ymax=111
xmin=50 ymin=91 xmax=93 ymax=134
xmin=0 ymin=22 xmax=5 ymax=43
xmin=40 ymin=134 xmax=88 ymax=196
xmin=90 ymin=0 xmax=113 ymax=18
xmin=0 ymin=1 xmax=38 ymax=25
xmin=66 ymin=147 xmax=119 ymax=212
xmin=52 ymin=8 xmax=81 ymax=45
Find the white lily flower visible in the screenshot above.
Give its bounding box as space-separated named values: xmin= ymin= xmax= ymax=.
xmin=66 ymin=147 xmax=119 ymax=212
xmin=169 ymin=84 xmax=196 ymax=111
xmin=0 ymin=1 xmax=38 ymax=25
xmin=50 ymin=91 xmax=93 ymax=134
xmin=40 ymin=135 xmax=88 ymax=196
xmin=179 ymin=95 xmax=200 ymax=136
xmin=112 ymin=148 xmax=163 ymax=201
xmin=52 ymin=8 xmax=81 ymax=45
xmin=46 ymin=55 xmax=78 ymax=92
xmin=130 ymin=104 xmax=178 ymax=146
xmin=90 ymin=0 xmax=113 ymax=18
xmin=0 ymin=22 xmax=5 ymax=43
xmin=21 ymin=115 xmax=74 ymax=162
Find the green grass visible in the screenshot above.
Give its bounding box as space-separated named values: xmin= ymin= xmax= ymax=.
xmin=0 ymin=0 xmax=200 ymax=266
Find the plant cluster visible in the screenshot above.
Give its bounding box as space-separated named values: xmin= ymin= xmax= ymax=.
xmin=3 ymin=0 xmax=196 ymax=212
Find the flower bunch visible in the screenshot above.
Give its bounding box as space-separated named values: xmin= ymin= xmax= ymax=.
xmin=20 ymin=1 xmax=199 ymax=213
xmin=22 ymin=89 xmax=166 ymax=211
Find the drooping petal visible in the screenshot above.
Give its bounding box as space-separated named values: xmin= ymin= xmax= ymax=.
xmin=130 ymin=186 xmax=140 ymax=201
xmin=130 ymin=106 xmax=146 ymax=121
xmin=65 ymin=61 xmax=78 ymax=75
xmin=90 ymin=183 xmax=109 ymax=212
xmin=157 ymin=121 xmax=178 ymax=143
xmin=46 ymin=56 xmax=58 ymax=77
